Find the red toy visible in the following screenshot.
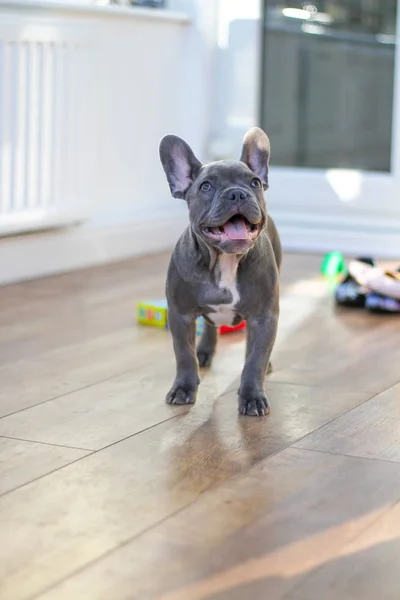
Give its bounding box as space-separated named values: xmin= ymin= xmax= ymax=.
xmin=219 ymin=321 xmax=246 ymax=334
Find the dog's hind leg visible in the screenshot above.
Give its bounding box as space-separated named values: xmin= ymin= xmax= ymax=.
xmin=196 ymin=321 xmax=217 ymax=368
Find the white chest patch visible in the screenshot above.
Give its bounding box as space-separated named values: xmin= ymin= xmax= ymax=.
xmin=208 ymin=254 xmax=240 ymax=326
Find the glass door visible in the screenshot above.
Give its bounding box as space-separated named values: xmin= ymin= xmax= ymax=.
xmin=260 ymin=0 xmax=400 ymax=255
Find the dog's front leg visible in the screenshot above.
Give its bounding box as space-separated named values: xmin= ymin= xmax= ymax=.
xmin=238 ymin=309 xmax=278 ymax=417
xmin=166 ymin=307 xmax=199 ymax=405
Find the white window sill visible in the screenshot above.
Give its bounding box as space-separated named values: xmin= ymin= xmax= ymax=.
xmin=0 ymin=0 xmax=190 ymax=25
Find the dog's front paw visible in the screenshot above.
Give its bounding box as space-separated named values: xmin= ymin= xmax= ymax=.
xmin=238 ymin=390 xmax=270 ymax=417
xmin=166 ymin=381 xmax=198 ymax=405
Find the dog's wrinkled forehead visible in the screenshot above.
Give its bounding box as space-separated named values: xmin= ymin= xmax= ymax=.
xmin=198 ymin=160 xmax=255 ymax=187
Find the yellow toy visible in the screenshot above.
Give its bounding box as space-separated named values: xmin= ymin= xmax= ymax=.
xmin=137 ymin=300 xmax=168 ymax=328
xmin=137 ymin=300 xmax=205 ymax=334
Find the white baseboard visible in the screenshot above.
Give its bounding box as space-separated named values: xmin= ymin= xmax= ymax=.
xmin=274 ymin=211 xmax=400 ymax=259
xmin=0 ymin=211 xmax=189 ymax=285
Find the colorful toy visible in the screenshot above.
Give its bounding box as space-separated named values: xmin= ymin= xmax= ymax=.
xmin=137 ymin=300 xmax=168 ymax=328
xmin=349 ymin=260 xmax=400 ymax=300
xmin=220 ymin=321 xmax=246 ymax=334
xmin=196 ymin=317 xmax=205 ymax=336
xmin=365 ymin=292 xmax=400 ymax=314
xmin=320 ymin=251 xmax=346 ymax=277
xmin=333 ymin=256 xmax=400 ymax=314
xmin=137 ymin=300 xmax=246 ymax=335
xmin=335 ymin=257 xmax=375 ymax=308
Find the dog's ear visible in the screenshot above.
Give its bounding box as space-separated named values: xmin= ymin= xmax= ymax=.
xmin=159 ymin=135 xmax=202 ymax=199
xmin=240 ymin=127 xmax=270 ymax=189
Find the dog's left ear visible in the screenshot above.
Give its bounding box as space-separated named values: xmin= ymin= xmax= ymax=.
xmin=159 ymin=135 xmax=202 ymax=199
xmin=240 ymin=127 xmax=270 ymax=189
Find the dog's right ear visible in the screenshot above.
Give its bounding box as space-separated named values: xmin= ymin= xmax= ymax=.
xmin=159 ymin=135 xmax=202 ymax=199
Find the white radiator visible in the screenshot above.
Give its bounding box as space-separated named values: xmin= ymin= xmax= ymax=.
xmin=0 ymin=18 xmax=93 ymax=235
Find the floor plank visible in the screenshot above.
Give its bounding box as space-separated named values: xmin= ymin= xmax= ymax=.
xmin=0 ymin=437 xmax=88 ymax=496
xmin=270 ymin=309 xmax=400 ymax=393
xmin=36 ymin=448 xmax=400 ymax=600
xmin=0 ymin=327 xmax=168 ymax=418
xmin=0 ymin=252 xmax=172 ymax=367
xmin=286 ymin=497 xmax=400 ymax=600
xmin=295 ymin=382 xmax=400 ymax=462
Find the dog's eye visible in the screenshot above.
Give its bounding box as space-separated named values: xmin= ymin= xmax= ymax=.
xmin=200 ymin=181 xmax=211 ymax=192
xmin=251 ymin=178 xmax=262 ymax=188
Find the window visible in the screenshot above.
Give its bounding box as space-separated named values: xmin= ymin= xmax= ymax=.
xmin=261 ymin=1 xmax=397 ymax=171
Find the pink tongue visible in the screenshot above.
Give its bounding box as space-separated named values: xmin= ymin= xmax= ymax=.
xmin=223 ymin=217 xmax=248 ymax=240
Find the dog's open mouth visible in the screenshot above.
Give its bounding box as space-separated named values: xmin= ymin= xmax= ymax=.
xmin=203 ymin=215 xmax=261 ymax=241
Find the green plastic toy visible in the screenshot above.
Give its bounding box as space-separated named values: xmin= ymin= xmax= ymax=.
xmin=320 ymin=252 xmax=346 ymax=277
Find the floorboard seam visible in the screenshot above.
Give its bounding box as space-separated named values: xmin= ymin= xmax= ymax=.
xmin=0 ymin=452 xmax=96 ymax=500
xmin=286 ymin=382 xmax=399 ymax=450
xmin=292 ymin=446 xmax=400 ymax=467
xmin=0 ymin=412 xmax=185 ymax=500
xmin=267 ymin=378 xmax=392 ymax=394
xmin=0 ymin=434 xmax=92 ymax=452
xmin=0 ymin=366 xmax=137 ymax=421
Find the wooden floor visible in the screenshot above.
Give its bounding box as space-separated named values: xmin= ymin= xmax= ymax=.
xmin=1 ymin=252 xmax=400 ymax=600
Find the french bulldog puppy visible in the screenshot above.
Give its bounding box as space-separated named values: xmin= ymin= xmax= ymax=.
xmin=159 ymin=127 xmax=281 ymax=416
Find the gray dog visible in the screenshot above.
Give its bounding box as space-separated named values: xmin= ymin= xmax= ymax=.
xmin=159 ymin=127 xmax=281 ymax=417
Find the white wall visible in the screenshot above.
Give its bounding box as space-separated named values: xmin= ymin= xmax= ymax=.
xmin=0 ymin=0 xmax=217 ymax=284
xmin=90 ymin=0 xmax=219 ymax=228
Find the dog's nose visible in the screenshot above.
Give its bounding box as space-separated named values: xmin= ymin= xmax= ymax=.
xmin=228 ymin=190 xmax=246 ymax=202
